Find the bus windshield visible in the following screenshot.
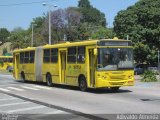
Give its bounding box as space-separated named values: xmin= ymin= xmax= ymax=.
xmin=97 ymin=48 xmax=134 ymax=71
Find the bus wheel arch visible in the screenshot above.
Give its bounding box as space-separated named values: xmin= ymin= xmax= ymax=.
xmin=78 ymin=75 xmax=87 ymax=91
xmin=21 ymin=71 xmax=26 ymax=82
xmin=46 ymin=72 xmax=53 ymax=87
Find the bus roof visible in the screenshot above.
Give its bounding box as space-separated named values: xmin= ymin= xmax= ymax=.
xmin=13 ymin=39 xmax=132 ymax=53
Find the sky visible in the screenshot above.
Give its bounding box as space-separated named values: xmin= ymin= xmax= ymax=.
xmin=0 ymin=0 xmax=138 ymax=31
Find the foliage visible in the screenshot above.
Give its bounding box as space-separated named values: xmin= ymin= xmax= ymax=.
xmin=38 ymin=7 xmax=83 ymax=43
xmin=78 ymin=0 xmax=91 ymax=8
xmin=133 ymin=42 xmax=150 ymax=63
xmin=29 ymin=16 xmax=46 ymax=46
xmin=114 ymin=0 xmax=160 ymax=66
xmin=141 ymin=70 xmax=158 ymax=82
xmin=91 ymin=27 xmax=114 ymax=39
xmin=0 ymin=28 xmax=10 ymax=43
xmin=9 ymin=28 xmax=30 ymax=49
xmin=4 ymin=0 xmax=111 ymax=49
xmin=78 ymin=0 xmax=106 ymax=27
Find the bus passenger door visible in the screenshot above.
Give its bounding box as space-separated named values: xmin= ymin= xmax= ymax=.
xmin=89 ymin=49 xmax=95 ymax=87
xmin=15 ymin=54 xmax=20 ymax=79
xmin=59 ymin=50 xmax=66 ymax=84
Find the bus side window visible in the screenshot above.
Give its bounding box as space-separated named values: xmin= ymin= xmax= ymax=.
xmin=4 ymin=58 xmax=7 ymax=62
xmin=67 ymin=47 xmax=76 ymax=63
xmin=51 ymin=48 xmax=58 ymax=63
xmin=43 ymin=49 xmax=51 ymax=63
xmin=8 ymin=58 xmax=13 ymax=62
xmin=30 ymin=51 xmax=35 ymax=63
xmin=77 ymin=47 xmax=85 ymax=63
xmin=24 ymin=52 xmax=29 ymax=63
xmin=20 ymin=52 xmax=24 ymax=64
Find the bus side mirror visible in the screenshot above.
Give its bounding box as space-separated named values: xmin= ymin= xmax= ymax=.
xmin=94 ymin=48 xmax=98 ymax=56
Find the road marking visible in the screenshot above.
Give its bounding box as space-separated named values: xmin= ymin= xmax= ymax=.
xmin=34 ymin=85 xmax=52 ymax=90
xmin=7 ymin=106 xmax=45 ymax=113
xmin=7 ymin=87 xmax=25 ymax=91
xmin=21 ymin=86 xmax=39 ymax=90
xmin=0 ymin=88 xmax=10 ymax=92
xmin=46 ymin=110 xmax=66 ymax=114
xmin=0 ymin=98 xmax=18 ymax=101
xmin=0 ymin=102 xmax=31 ymax=107
xmin=0 ymin=83 xmax=23 ymax=87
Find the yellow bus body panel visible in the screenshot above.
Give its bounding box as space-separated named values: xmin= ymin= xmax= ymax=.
xmin=95 ymin=70 xmax=134 ymax=88
xmin=0 ymin=56 xmax=13 ymax=70
xmin=13 ymin=39 xmax=134 ymax=89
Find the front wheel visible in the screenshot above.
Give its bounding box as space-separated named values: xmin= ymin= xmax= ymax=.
xmin=79 ymin=77 xmax=87 ymax=91
xmin=46 ymin=74 xmax=53 ymax=87
xmin=111 ymin=87 xmax=120 ymax=92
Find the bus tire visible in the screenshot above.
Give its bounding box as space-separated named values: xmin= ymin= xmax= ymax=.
xmin=111 ymin=87 xmax=120 ymax=92
xmin=46 ymin=74 xmax=53 ymax=87
xmin=6 ymin=66 xmax=10 ymax=70
xmin=79 ymin=76 xmax=87 ymax=92
xmin=21 ymin=72 xmax=26 ymax=83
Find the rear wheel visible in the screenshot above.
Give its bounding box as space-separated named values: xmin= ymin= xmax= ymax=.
xmin=21 ymin=73 xmax=26 ymax=82
xmin=79 ymin=77 xmax=87 ymax=91
xmin=46 ymin=74 xmax=53 ymax=87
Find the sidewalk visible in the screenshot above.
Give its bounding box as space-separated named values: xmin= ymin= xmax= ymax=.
xmin=135 ymin=75 xmax=160 ymax=88
xmin=135 ymin=75 xmax=160 ymax=81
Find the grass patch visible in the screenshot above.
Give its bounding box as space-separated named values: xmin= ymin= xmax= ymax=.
xmin=141 ymin=70 xmax=158 ymax=82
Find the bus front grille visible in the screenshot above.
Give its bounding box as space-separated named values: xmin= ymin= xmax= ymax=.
xmin=109 ymin=82 xmax=125 ymax=86
xmin=110 ymin=75 xmax=126 ymax=80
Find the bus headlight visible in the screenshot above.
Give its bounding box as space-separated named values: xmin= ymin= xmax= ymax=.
xmin=128 ymin=75 xmax=133 ymax=79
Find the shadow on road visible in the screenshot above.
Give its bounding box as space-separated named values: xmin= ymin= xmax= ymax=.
xmin=141 ymin=98 xmax=160 ymax=102
xmin=16 ymin=80 xmax=132 ymax=94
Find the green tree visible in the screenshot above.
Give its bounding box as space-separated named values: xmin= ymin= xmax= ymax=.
xmin=114 ymin=0 xmax=160 ymax=65
xmin=133 ymin=42 xmax=150 ymax=64
xmin=91 ymin=27 xmax=114 ymax=39
xmin=9 ymin=27 xmax=30 ymax=49
xmin=0 ymin=28 xmax=10 ymax=43
xmin=78 ymin=0 xmax=106 ymax=27
xmin=29 ymin=16 xmax=46 ymax=46
xmin=25 ymin=0 xmax=109 ymax=44
xmin=78 ymin=0 xmax=91 ymax=8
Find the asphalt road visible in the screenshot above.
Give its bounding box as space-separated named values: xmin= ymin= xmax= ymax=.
xmin=0 ymin=74 xmax=160 ymax=120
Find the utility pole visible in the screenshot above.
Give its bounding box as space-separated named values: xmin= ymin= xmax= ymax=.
xmin=31 ymin=23 xmax=37 ymax=47
xmin=158 ymin=50 xmax=160 ymax=79
xmin=127 ymin=35 xmax=129 ymax=40
xmin=43 ymin=3 xmax=57 ymax=44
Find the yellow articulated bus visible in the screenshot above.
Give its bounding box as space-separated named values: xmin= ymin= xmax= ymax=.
xmin=0 ymin=56 xmax=13 ymax=71
xmin=13 ymin=38 xmax=134 ymax=91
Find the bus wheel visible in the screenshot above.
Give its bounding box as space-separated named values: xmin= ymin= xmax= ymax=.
xmin=21 ymin=73 xmax=26 ymax=83
xmin=79 ymin=77 xmax=87 ymax=91
xmin=111 ymin=87 xmax=120 ymax=92
xmin=6 ymin=66 xmax=10 ymax=71
xmin=46 ymin=74 xmax=53 ymax=87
